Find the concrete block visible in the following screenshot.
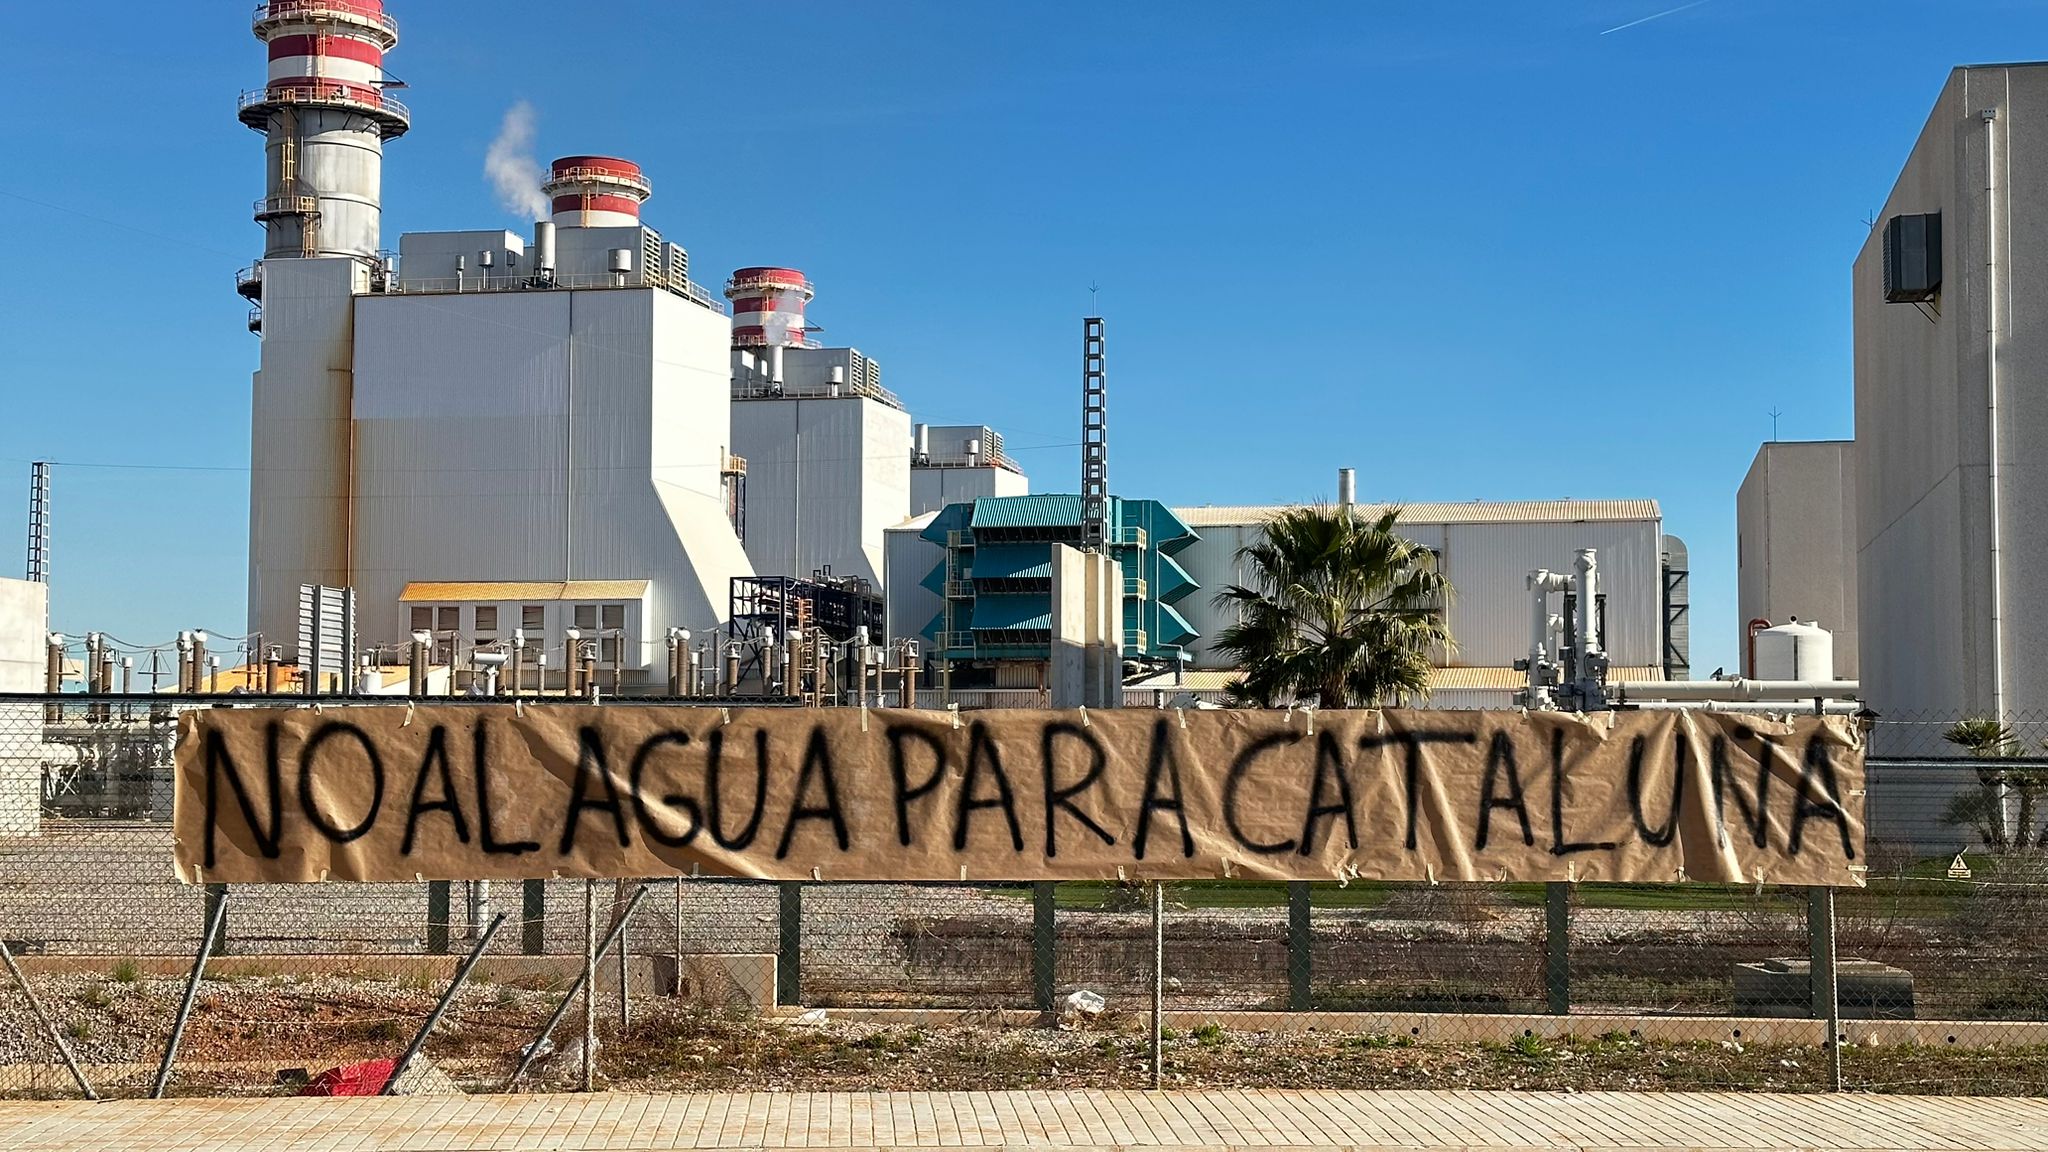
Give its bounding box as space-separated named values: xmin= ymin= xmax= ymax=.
xmin=1733 ymin=956 xmax=1915 ymax=1019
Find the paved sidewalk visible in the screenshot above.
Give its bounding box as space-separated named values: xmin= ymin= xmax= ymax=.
xmin=1 ymin=1089 xmax=2045 ymax=1151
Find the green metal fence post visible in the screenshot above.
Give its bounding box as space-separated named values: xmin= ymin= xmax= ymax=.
xmin=1032 ymin=882 xmax=1057 ymax=1017
xmin=1544 ymin=882 xmax=1571 ymax=1015
xmin=1287 ymin=881 xmax=1312 ymax=1011
xmin=204 ymin=883 xmax=230 ymax=957
xmin=777 ymin=882 xmax=803 ymax=1007
xmin=426 ymin=881 xmax=452 ymax=955
xmin=522 ymin=879 xmax=546 ymax=955
xmin=1810 ymin=885 xmax=1843 ymax=1090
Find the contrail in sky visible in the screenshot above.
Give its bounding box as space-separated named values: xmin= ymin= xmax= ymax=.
xmin=1600 ymin=0 xmax=1714 ymax=35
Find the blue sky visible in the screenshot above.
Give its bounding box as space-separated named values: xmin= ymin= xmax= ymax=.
xmin=0 ymin=0 xmax=2039 ymax=674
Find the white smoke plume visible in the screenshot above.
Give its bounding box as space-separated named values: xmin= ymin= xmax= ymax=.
xmin=484 ymin=101 xmax=549 ymax=222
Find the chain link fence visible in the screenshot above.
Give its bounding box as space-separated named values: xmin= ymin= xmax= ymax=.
xmin=2 ymin=695 xmax=2044 ymax=1098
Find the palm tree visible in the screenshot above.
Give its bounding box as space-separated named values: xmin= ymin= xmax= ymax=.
xmin=1212 ymin=505 xmax=1451 ymax=708
xmin=1941 ymin=717 xmax=2046 ymax=852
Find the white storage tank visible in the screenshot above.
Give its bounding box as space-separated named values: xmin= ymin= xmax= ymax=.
xmin=1754 ymin=619 xmax=1834 ymax=681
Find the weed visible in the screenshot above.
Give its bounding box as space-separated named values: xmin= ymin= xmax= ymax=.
xmin=1344 ymin=1032 xmax=1414 ymax=1051
xmin=77 ymin=984 xmax=112 ymax=1009
xmin=110 ymin=959 xmax=140 ymax=984
xmin=64 ymin=1020 xmax=91 ymax=1042
xmin=1507 ymin=1033 xmax=1549 ymax=1060
xmin=1192 ymin=1022 xmax=1226 ymax=1047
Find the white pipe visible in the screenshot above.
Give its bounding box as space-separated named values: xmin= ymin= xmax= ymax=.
xmin=1337 ymin=468 xmax=1357 ymax=512
xmin=1610 ymin=678 xmax=1859 ymax=702
xmin=1628 ymin=700 xmax=1862 ymax=716
xmin=1983 ymin=104 xmax=2006 ymax=724
xmin=1524 ymin=569 xmax=1571 ymax=704
xmin=1574 ymin=549 xmax=1601 ymax=659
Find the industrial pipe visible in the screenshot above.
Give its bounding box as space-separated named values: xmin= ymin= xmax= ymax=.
xmin=1626 ymin=700 xmax=1863 ymax=716
xmin=409 ymin=631 xmax=431 ymax=696
xmin=1572 ymin=551 xmax=1601 ymax=660
xmin=1337 ymin=467 xmax=1357 ymax=513
xmin=1609 ymin=678 xmax=1860 ymax=703
xmin=1525 ymin=569 xmax=1572 ymax=707
xmin=1744 ymin=618 xmax=1772 ymax=679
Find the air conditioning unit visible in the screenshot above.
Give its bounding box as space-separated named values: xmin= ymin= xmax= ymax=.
xmin=1883 ymin=212 xmax=1941 ymax=303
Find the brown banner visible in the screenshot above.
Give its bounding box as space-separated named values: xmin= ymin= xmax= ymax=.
xmin=173 ymin=706 xmax=1865 ymax=886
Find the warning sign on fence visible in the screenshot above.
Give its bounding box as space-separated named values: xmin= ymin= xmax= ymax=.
xmin=173 ymin=706 xmax=1865 ymax=886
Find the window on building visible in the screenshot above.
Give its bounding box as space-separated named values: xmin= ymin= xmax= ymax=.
xmin=436 ymin=606 xmax=459 ymax=632
xmin=601 ymin=635 xmax=622 ymax=664
xmin=574 ymin=604 xmax=598 ymax=630
xmin=410 ymin=606 xmax=432 ymax=631
xmin=474 ymin=606 xmax=499 ymax=633
xmin=601 ymin=604 xmax=625 ymax=631
xmin=522 ymin=604 xmax=545 ymax=631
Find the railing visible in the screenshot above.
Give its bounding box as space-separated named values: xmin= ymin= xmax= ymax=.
xmin=543 ymin=165 xmax=652 ymax=195
xmin=239 ymin=83 xmax=411 ymax=125
xmin=943 ymin=581 xmax=975 ymax=599
xmin=252 ymin=0 xmax=399 ymax=41
xmin=385 ymin=273 xmax=729 ymax=314
xmin=251 ymin=195 xmax=318 ymax=220
xmin=947 ymin=530 xmax=974 ymax=550
xmin=727 ymin=376 xmax=904 ymax=410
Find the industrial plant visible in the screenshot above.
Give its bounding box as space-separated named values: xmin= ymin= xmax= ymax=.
xmin=7 ymin=0 xmax=1976 ymax=731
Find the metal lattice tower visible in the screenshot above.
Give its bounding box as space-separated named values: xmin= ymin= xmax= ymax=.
xmin=26 ymin=462 xmax=49 ymax=584
xmin=1080 ymin=317 xmax=1109 ymax=552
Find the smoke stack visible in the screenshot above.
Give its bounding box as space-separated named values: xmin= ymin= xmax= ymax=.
xmin=242 ymin=0 xmax=409 ymax=263
xmin=726 ymin=267 xmax=815 ymax=348
xmin=541 ymin=156 xmax=650 ymax=229
xmin=1337 ymin=468 xmax=1356 ymax=512
xmin=532 ymin=220 xmax=556 ymax=274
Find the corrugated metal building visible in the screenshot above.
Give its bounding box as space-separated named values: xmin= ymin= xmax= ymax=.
xmin=1171 ymin=500 xmax=1681 ymax=705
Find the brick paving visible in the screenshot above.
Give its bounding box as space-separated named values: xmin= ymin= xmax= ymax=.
xmin=1 ymin=1089 xmax=2045 ymax=1150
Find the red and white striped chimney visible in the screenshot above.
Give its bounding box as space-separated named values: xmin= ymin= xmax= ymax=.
xmin=540 ymin=156 xmax=651 ymax=229
xmin=240 ymin=0 xmax=409 ymax=263
xmin=726 ymin=268 xmax=815 ymax=349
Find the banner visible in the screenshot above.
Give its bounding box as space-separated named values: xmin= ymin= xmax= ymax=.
xmin=173 ymin=707 xmax=1865 ymax=886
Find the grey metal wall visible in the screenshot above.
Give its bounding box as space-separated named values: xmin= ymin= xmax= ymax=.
xmin=910 ymin=466 xmax=1029 ymax=517
xmin=247 ymin=256 xmax=366 ymax=660
xmin=1172 ymin=513 xmax=1663 ymax=671
xmin=732 ymin=396 xmax=910 ymax=589
xmin=884 ymin=519 xmax=944 ymax=646
xmin=347 ymin=286 xmax=752 ymax=660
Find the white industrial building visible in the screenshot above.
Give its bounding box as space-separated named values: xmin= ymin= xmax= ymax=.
xmin=0 ymin=577 xmax=48 ymax=834
xmin=1736 ymin=441 xmax=1858 ymax=678
xmin=910 ymin=425 xmax=1030 ymax=515
xmin=1850 ymin=62 xmax=2048 ymax=743
xmin=236 ymin=3 xmax=1023 ymax=684
xmin=728 ymin=277 xmax=914 ymax=589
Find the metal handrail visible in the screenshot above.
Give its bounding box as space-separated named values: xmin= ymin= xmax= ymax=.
xmin=239 ymin=84 xmax=410 ymax=123
xmin=386 ymin=273 xmax=729 ymax=314
xmin=252 ymin=195 xmax=319 ymax=219
xmin=727 ymin=378 xmax=904 ymax=409
xmin=542 ymin=165 xmax=652 ymax=194
xmin=253 ymin=0 xmax=399 ymax=41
